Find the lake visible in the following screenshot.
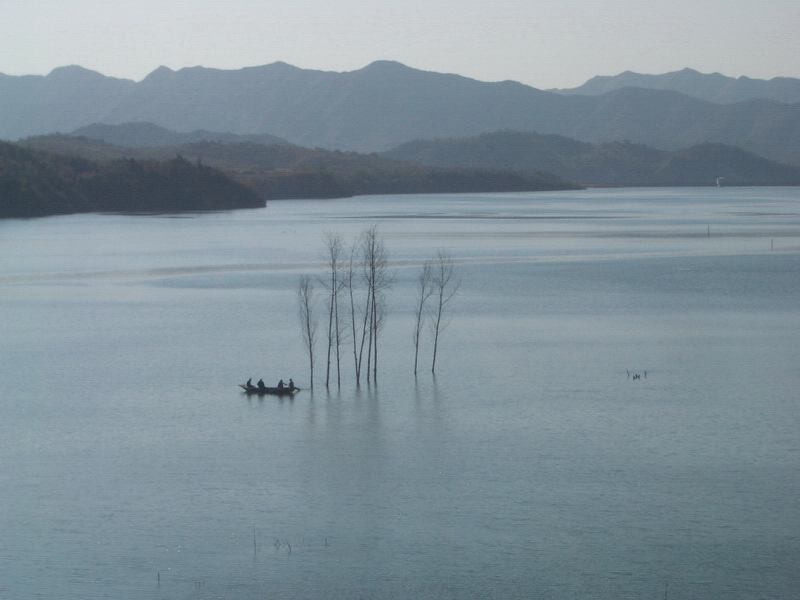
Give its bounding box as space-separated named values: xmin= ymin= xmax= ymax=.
xmin=2 ymin=187 xmax=799 ymax=599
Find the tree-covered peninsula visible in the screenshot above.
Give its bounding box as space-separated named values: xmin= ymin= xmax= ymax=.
xmin=0 ymin=141 xmax=263 ymax=218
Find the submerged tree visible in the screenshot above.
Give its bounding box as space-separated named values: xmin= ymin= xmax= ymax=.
xmin=429 ymin=250 xmax=460 ymax=374
xmin=321 ymin=231 xmax=346 ymax=388
xmin=346 ymin=240 xmax=363 ymax=384
xmin=297 ymin=275 xmax=318 ymax=389
xmin=412 ymin=260 xmax=433 ymax=376
xmin=300 ymin=227 xmax=400 ymax=388
xmin=359 ymin=226 xmax=393 ymax=384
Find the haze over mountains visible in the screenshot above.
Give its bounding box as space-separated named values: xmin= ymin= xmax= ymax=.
xmin=2 ymin=61 xmax=799 ymax=164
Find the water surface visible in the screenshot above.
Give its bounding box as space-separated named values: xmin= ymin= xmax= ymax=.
xmin=2 ymin=188 xmax=799 ymax=599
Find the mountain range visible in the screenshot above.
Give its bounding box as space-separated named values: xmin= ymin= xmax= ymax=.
xmin=2 ymin=62 xmax=799 ymax=163
xmin=384 ymin=131 xmax=800 ymax=187
xmin=552 ymin=68 xmax=800 ymax=104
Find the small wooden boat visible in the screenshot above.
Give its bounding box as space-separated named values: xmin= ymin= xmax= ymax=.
xmin=240 ymin=384 xmax=297 ymax=396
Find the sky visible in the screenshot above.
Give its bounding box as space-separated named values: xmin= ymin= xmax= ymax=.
xmin=2 ymin=0 xmax=799 ymax=89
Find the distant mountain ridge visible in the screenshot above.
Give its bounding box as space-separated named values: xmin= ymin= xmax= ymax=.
xmin=2 ymin=62 xmax=799 ymax=163
xmin=553 ymin=68 xmax=800 ymax=104
xmin=384 ymin=131 xmax=800 ymax=187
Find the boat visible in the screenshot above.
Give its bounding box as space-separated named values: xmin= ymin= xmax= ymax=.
xmin=239 ymin=384 xmax=298 ymax=396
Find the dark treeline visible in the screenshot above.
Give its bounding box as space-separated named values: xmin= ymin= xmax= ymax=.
xmin=76 ymin=155 xmax=263 ymax=212
xmin=0 ymin=140 xmax=262 ymax=218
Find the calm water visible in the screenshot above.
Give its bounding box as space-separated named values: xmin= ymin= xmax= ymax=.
xmin=2 ymin=188 xmax=799 ymax=600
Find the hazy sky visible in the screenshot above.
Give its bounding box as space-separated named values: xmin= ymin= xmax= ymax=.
xmin=2 ymin=0 xmax=798 ymax=89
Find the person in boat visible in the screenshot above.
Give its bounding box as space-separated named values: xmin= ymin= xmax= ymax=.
xmin=257 ymin=378 xmax=266 ymax=389
xmin=247 ymin=378 xmax=253 ymax=389
xmin=288 ymin=378 xmax=294 ymax=390
xmin=278 ymin=379 xmax=285 ymax=389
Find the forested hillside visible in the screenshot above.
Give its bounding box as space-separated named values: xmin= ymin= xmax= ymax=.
xmin=0 ymin=141 xmax=263 ymax=218
xmin=384 ymin=132 xmax=800 ymax=186
xmin=20 ymin=133 xmax=580 ymax=202
xmin=72 ymin=122 xmax=290 ymax=148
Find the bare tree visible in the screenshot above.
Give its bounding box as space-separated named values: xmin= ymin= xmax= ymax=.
xmin=361 ymin=226 xmax=393 ymax=384
xmin=320 ymin=231 xmax=345 ymax=388
xmin=346 ymin=239 xmax=363 ymax=384
xmin=370 ymin=289 xmax=388 ymax=383
xmin=429 ymin=250 xmax=460 ymax=374
xmin=413 ymin=261 xmax=433 ymax=376
xmin=296 ymin=275 xmax=318 ymax=389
